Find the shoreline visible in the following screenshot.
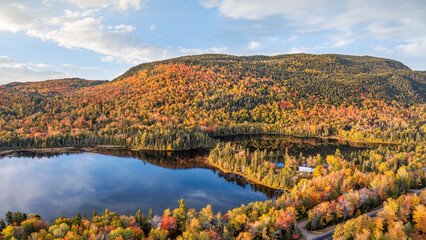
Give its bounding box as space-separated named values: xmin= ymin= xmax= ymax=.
xmin=0 ymin=145 xmax=215 ymax=157
xmin=0 ymin=145 xmax=287 ymax=192
xmin=205 ymin=160 xmax=287 ymax=191
xmin=0 ymin=145 xmax=287 ymax=194
xmin=0 ymin=145 xmax=129 ymax=158
xmin=0 ymin=133 xmax=404 ymax=158
xmin=320 ymin=135 xmax=402 ymax=145
xmin=0 ymin=132 xmax=405 ymax=193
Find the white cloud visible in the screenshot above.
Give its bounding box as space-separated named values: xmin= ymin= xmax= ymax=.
xmin=201 ymin=0 xmax=338 ymax=20
xmin=113 ymin=24 xmax=136 ymax=32
xmin=150 ymin=24 xmax=156 ymax=30
xmin=33 ymin=17 xmax=174 ymax=63
xmin=0 ymin=2 xmax=32 ymax=32
xmin=394 ymin=38 xmax=426 ymax=58
xmin=288 ymin=35 xmax=297 ymax=42
xmin=201 ymin=0 xmax=426 ymax=34
xmin=0 ymin=56 xmax=18 ymax=65
xmin=374 ymin=45 xmax=394 ymax=55
xmin=374 ymin=38 xmax=426 ymax=62
xmin=101 ymin=55 xmax=116 ymax=62
xmin=177 ymin=46 xmax=229 ymax=55
xmin=202 ymin=0 xmax=426 ymax=58
xmin=67 ymin=0 xmax=146 ymax=12
xmin=331 ymin=39 xmax=353 ymax=48
xmin=0 ymin=0 xmax=226 ymax=69
xmin=263 ymin=36 xmax=278 ymax=42
xmin=248 ymin=41 xmax=261 ymax=50
xmin=0 ymin=56 xmax=66 ymax=84
xmin=68 ymin=0 xmax=112 ymax=9
xmin=115 ymin=0 xmax=144 ymax=11
xmin=287 ymin=46 xmax=313 ymax=54
xmin=327 ymin=33 xmax=355 ymax=48
xmin=62 ymin=63 xmax=100 ymax=70
xmin=202 ymin=0 xmax=426 ymax=34
xmin=30 ymin=63 xmax=54 ymax=68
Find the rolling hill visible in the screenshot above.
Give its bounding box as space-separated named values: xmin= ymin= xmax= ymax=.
xmin=115 ymin=54 xmax=426 ymax=105
xmin=0 ymin=78 xmax=107 ymax=97
xmin=0 ymin=54 xmax=425 ymax=150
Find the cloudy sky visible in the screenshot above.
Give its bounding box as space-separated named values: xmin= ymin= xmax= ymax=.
xmin=0 ymin=0 xmax=425 ymax=84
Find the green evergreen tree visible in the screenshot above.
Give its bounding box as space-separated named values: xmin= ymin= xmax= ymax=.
xmin=92 ymin=210 xmax=97 ymax=219
xmin=5 ymin=211 xmax=13 ymax=225
xmin=0 ymin=218 xmax=6 ymax=231
xmin=173 ymin=199 xmax=188 ymax=233
xmin=74 ymin=213 xmax=81 ymax=224
xmin=148 ymin=209 xmax=153 ymax=220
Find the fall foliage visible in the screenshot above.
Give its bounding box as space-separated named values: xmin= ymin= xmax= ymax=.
xmin=1 ymin=53 xmax=425 ymax=239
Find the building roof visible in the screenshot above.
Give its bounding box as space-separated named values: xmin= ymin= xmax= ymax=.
xmin=298 ymin=166 xmax=314 ymax=173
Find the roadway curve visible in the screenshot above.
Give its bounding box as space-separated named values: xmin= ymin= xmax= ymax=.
xmin=297 ymin=188 xmax=424 ymax=240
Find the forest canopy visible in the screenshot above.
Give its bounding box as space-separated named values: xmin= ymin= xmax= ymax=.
xmin=0 ymin=54 xmax=425 ymax=150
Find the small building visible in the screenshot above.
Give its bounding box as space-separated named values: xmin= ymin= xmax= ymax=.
xmin=298 ymin=166 xmax=314 ymax=173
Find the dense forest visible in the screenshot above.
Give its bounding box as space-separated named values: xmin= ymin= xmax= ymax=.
xmin=0 ymin=78 xmax=107 ymax=97
xmin=333 ymin=193 xmax=426 ymax=239
xmin=1 ymin=53 xmax=425 ymax=239
xmin=0 ymin=54 xmax=425 ymax=151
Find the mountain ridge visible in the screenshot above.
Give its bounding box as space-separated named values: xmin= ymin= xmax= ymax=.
xmin=0 ymin=78 xmax=107 ymax=97
xmin=1 ymin=54 xmax=423 ymax=105
xmin=113 ymin=53 xmax=412 ymax=81
xmin=110 ymin=53 xmax=424 ymax=105
xmin=0 ymin=53 xmax=424 ymax=150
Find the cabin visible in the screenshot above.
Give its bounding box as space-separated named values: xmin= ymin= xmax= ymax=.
xmin=276 ymin=163 xmax=285 ymax=168
xmin=269 ymin=163 xmax=285 ymax=168
xmin=298 ymin=166 xmax=314 ymax=173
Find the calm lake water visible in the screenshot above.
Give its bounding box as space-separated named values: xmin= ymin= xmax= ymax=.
xmin=0 ymin=153 xmax=271 ymax=222
xmin=0 ymin=135 xmax=388 ymax=222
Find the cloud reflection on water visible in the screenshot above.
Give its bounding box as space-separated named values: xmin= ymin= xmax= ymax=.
xmin=0 ymin=153 xmax=268 ymax=221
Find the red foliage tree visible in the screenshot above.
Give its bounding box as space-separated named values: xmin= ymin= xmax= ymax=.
xmin=160 ymin=216 xmax=177 ymax=231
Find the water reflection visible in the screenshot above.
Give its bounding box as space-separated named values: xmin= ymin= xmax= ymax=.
xmin=0 ymin=135 xmax=386 ymax=221
xmin=91 ymin=150 xmax=283 ymax=199
xmin=0 ymin=153 xmax=272 ymax=222
xmin=3 ymin=150 xmax=283 ymax=200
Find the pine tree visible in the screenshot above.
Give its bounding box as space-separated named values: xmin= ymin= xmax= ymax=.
xmin=135 ymin=209 xmax=143 ymax=224
xmin=92 ymin=210 xmax=97 ymax=219
xmin=173 ymin=199 xmax=188 ymax=233
xmin=74 ymin=213 xmax=81 ymax=224
xmin=5 ymin=211 xmax=13 ymax=225
xmin=0 ymin=218 xmax=6 ymax=231
xmin=148 ymin=209 xmax=153 ymax=220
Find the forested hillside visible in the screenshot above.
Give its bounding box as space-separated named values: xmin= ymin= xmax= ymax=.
xmin=0 ymin=54 xmax=425 ymax=150
xmin=1 ymin=78 xmax=107 ymax=97
xmin=116 ymin=54 xmax=425 ymax=105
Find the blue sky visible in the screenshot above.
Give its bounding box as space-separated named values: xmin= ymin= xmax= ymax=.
xmin=0 ymin=0 xmax=425 ymax=84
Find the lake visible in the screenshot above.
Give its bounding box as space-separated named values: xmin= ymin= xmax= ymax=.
xmin=0 ymin=135 xmax=389 ymax=222
xmin=0 ymin=152 xmax=274 ymax=222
